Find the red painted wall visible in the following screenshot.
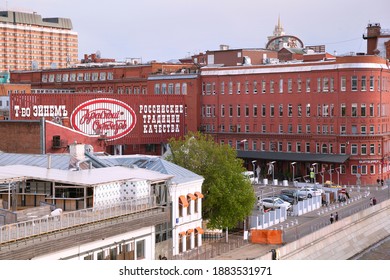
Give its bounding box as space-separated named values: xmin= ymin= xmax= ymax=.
xmin=45 ymin=121 xmax=106 ymax=154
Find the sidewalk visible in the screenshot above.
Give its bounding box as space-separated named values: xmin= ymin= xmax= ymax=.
xmin=211 ymin=239 xmax=275 ymax=260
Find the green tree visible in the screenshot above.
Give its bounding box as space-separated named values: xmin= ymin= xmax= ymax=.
xmin=166 ymin=132 xmax=256 ymax=230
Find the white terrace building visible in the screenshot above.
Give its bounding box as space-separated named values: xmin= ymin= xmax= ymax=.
xmin=0 ymin=144 xmax=205 ymax=259
xmin=0 ymin=164 xmax=172 ymax=260
xmin=89 ymin=153 xmax=205 ymax=256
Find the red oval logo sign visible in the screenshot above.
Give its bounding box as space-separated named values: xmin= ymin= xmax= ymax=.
xmin=70 ymin=98 xmax=136 ymax=141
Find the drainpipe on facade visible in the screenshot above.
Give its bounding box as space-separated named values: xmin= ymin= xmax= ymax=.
xmin=380 ymin=67 xmax=383 ymax=183
xmin=40 ymin=117 xmax=46 ymax=154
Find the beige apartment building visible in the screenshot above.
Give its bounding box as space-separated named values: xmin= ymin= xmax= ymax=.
xmin=0 ymin=10 xmax=78 ymax=71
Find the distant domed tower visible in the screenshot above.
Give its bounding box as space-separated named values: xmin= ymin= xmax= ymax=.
xmin=267 ymin=15 xmax=285 ymax=42
xmin=266 ymin=16 xmax=304 ymax=51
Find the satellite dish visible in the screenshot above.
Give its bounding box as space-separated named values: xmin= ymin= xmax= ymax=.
xmin=50 ymin=208 xmax=63 ymax=216
xmin=31 ymin=61 xmax=38 ymax=70
xmin=51 ymin=116 xmax=62 ymax=125
xmin=243 ymin=56 xmax=252 ymax=65
xmin=50 ymin=63 xmax=57 ymax=69
xmin=85 ymin=144 xmax=94 ymax=153
xmin=96 ymin=50 xmax=101 ymax=58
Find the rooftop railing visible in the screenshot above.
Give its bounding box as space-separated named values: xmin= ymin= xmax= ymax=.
xmin=0 ymin=196 xmax=156 ymax=244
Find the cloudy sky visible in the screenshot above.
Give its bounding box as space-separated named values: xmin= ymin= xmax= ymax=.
xmin=2 ymin=0 xmax=389 ymax=62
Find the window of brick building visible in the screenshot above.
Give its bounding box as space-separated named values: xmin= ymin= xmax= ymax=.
xmin=341 ymin=76 xmax=346 ymax=91
xmin=297 ymin=78 xmax=302 ymax=92
xmin=306 ymin=78 xmax=311 ymax=92
xmin=351 ymin=76 xmax=358 ymax=91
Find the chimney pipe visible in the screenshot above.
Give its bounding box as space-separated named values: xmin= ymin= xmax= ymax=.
xmin=47 ymin=154 xmax=52 ymax=169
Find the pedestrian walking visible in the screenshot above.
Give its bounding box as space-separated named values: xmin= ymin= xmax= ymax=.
xmin=335 ymin=212 xmax=339 ymax=222
xmin=330 ymin=213 xmax=334 ymax=224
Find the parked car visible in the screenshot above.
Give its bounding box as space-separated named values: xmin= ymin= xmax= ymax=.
xmin=298 ymin=187 xmax=322 ymax=198
xmin=312 ymin=186 xmax=324 ymax=194
xmin=259 ymin=197 xmax=291 ymax=210
xmin=242 ymin=171 xmax=255 ymax=184
xmin=280 ymin=189 xmax=307 ymax=202
xmin=274 ymin=193 xmax=296 ymax=205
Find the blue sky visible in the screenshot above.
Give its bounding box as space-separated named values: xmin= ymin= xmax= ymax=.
xmin=3 ymin=0 xmax=389 ymax=62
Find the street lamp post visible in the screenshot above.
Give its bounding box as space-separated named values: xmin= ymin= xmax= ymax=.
xmin=252 ymin=160 xmax=256 ymax=183
xmin=272 ymin=187 xmax=275 ymax=208
xmin=240 ymin=139 xmax=248 ymax=151
xmin=335 ymin=167 xmax=341 ymax=186
xmin=268 ymin=161 xmax=276 ymax=183
xmin=291 ymin=162 xmax=296 ymax=185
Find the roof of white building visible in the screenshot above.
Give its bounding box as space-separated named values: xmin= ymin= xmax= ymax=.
xmin=0 ymin=151 xmax=203 ymax=185
xmin=0 ymin=164 xmax=173 ymax=185
xmin=89 ymin=154 xmax=204 ymax=185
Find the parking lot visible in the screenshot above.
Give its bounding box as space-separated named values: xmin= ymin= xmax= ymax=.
xmin=252 ymin=179 xmax=374 ymax=218
xmin=253 ymin=180 xmax=347 ymax=204
xmin=253 ymin=181 xmax=301 ymax=204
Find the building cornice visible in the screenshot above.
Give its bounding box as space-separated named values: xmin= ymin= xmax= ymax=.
xmin=200 ymin=61 xmax=389 ymax=76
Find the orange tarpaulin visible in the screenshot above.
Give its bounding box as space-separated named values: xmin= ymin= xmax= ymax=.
xmin=250 ymin=229 xmax=283 ymax=244
xmin=179 ymin=195 xmax=189 ymax=207
xmin=187 ymin=193 xmax=197 ymax=200
xmin=194 ymin=192 xmax=204 ymax=199
xmin=195 ymin=227 xmax=204 ymax=234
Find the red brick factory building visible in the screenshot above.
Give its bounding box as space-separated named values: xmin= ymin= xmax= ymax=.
xmin=7 ymin=60 xmax=200 ymax=155
xmin=4 ymin=21 xmax=390 ymax=186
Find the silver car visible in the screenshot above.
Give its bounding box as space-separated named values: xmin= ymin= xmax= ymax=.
xmin=298 ymin=187 xmax=322 ymax=198
xmin=259 ymin=197 xmax=291 ymax=210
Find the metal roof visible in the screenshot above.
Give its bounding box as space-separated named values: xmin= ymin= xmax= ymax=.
xmin=237 ymin=150 xmax=350 ymax=164
xmin=0 ymin=152 xmax=202 ymax=185
xmin=90 ymin=154 xmax=204 ymax=185
xmin=0 ymin=165 xmax=173 ymax=186
xmin=0 ymin=152 xmax=72 ymax=170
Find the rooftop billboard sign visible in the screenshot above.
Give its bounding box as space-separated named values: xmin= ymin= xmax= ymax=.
xmin=70 ymin=98 xmax=137 ymax=141
xmin=10 ymin=93 xmax=185 ymax=144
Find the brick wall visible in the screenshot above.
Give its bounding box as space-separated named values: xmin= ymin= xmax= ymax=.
xmin=0 ymin=121 xmax=41 ymax=153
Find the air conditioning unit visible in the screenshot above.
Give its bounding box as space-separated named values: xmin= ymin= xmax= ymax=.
xmin=52 ymin=135 xmax=61 ymax=148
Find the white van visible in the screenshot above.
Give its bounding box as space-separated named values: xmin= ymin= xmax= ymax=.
xmin=242 ymin=171 xmax=255 ymax=183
